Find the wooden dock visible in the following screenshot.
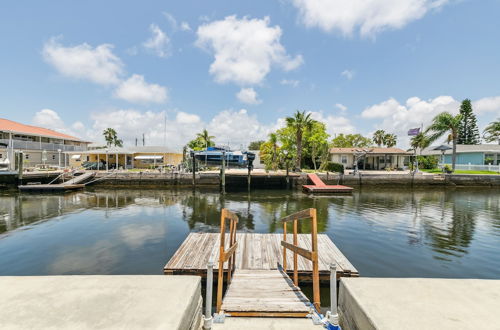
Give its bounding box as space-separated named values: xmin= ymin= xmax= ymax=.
xmin=18 ymin=172 xmax=95 ymax=192
xmin=303 ymin=173 xmax=353 ymax=194
xmin=164 ymin=232 xmax=358 ymax=279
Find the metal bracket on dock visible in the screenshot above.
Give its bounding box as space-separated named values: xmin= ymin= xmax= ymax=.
xmin=213 ymin=312 xmax=226 ymax=324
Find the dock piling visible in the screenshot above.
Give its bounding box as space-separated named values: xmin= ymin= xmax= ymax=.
xmin=327 ymin=263 xmax=339 ymax=326
xmin=221 ymin=151 xmax=225 ymax=194
xmin=203 ymin=261 xmax=214 ymax=330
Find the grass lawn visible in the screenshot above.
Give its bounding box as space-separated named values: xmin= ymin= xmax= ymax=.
xmin=421 ymin=169 xmax=500 ymax=175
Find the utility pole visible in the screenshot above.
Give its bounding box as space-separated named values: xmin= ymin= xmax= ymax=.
xmin=142 ymin=133 xmax=145 ymax=146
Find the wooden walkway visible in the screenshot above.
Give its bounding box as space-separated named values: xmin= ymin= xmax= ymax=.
xmin=221 ymin=269 xmax=311 ymax=317
xmin=18 ymin=172 xmax=95 ymax=192
xmin=164 ymin=233 xmax=358 ymax=279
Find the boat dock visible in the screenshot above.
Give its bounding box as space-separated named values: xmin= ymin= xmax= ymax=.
xmin=302 ymin=173 xmax=353 ymax=193
xmin=164 ymin=232 xmax=358 ymax=280
xmin=18 ymin=171 xmax=95 ymax=192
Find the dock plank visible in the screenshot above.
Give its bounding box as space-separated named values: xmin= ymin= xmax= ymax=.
xmin=164 ymin=233 xmax=358 ymax=278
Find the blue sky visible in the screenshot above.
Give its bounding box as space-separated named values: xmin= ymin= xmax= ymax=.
xmin=1 ymin=0 xmax=499 ymax=149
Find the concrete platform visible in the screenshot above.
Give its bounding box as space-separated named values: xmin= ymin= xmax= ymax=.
xmin=339 ymin=278 xmax=500 ymax=330
xmin=0 ymin=275 xmax=202 ymax=330
xmin=211 ymin=317 xmax=321 ymax=329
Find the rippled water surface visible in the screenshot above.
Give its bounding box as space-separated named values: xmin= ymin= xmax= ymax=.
xmin=0 ymin=187 xmax=499 ymax=278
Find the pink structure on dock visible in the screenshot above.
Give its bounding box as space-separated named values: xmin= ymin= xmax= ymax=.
xmin=302 ymin=173 xmax=353 ymax=193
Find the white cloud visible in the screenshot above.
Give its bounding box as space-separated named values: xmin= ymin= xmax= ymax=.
xmin=32 ymin=109 xmax=84 ymax=139
xmin=163 ymin=12 xmax=178 ymax=30
xmin=176 ymin=112 xmax=201 ymax=124
xmin=292 ymin=0 xmax=448 ymax=37
xmin=196 ymin=16 xmax=303 ymax=85
xmin=473 ymin=96 xmax=500 ymax=114
xmin=180 ymin=22 xmax=192 ymax=31
xmin=341 ymin=69 xmax=354 ymax=80
xmin=42 ymin=37 xmax=124 ymax=85
xmin=114 ymin=74 xmax=168 ymax=104
xmin=143 ymin=24 xmax=171 ymax=58
xmin=335 ymin=103 xmax=347 ymax=112
xmin=309 ymin=111 xmax=355 ymax=135
xmin=280 ymin=79 xmax=300 ymax=87
xmin=362 ymin=96 xmax=460 ymax=147
xmin=236 ymin=88 xmax=262 ymax=105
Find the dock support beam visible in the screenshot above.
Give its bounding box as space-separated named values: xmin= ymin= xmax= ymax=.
xmin=327 ymin=263 xmax=339 ymax=326
xmin=204 ymin=261 xmax=214 ymax=330
xmin=191 ymin=152 xmax=196 ymax=188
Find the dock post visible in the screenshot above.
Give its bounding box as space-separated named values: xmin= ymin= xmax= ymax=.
xmin=17 ymin=152 xmax=24 ymax=181
xmin=327 ymin=263 xmax=339 ymax=326
xmin=247 ymin=166 xmax=251 ymax=192
xmin=204 ymin=261 xmax=214 ymax=330
xmin=221 ymin=151 xmax=225 ymax=194
xmin=191 ymin=152 xmax=196 ymax=188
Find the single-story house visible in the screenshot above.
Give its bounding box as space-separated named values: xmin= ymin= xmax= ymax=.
xmin=330 ymin=147 xmax=412 ymax=170
xmin=66 ymin=146 xmax=183 ymax=170
xmin=421 ymin=144 xmax=500 ymax=165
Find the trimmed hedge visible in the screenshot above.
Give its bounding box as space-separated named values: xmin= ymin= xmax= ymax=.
xmin=324 ymin=162 xmax=344 ymax=173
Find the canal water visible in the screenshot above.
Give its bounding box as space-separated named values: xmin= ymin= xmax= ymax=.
xmin=0 ymin=187 xmax=499 ymax=279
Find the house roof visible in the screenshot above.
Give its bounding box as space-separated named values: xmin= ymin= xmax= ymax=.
xmin=66 ymin=146 xmax=181 ymax=155
xmin=330 ymin=147 xmax=411 ymax=154
xmin=0 ymin=118 xmax=84 ymax=142
xmin=421 ymin=144 xmax=500 ymax=155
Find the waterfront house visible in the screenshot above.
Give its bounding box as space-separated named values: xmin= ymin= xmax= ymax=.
xmin=66 ymin=146 xmax=183 ymax=170
xmin=330 ymin=147 xmax=412 ymax=170
xmin=0 ymin=118 xmax=89 ymax=169
xmin=421 ymin=144 xmax=500 ymax=165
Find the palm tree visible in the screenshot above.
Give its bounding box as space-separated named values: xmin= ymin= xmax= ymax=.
xmin=372 ymin=130 xmax=386 ymax=147
xmin=425 ymin=112 xmax=462 ymax=170
xmin=384 ymin=134 xmax=397 ymax=148
xmin=103 ymin=128 xmax=123 ymax=147
xmin=410 ymin=133 xmax=431 ymax=155
xmin=483 ymin=119 xmax=500 ymax=144
xmin=285 ymin=110 xmax=314 ymax=170
xmin=269 ymin=133 xmax=279 ymax=170
xmin=196 ymin=129 xmax=215 ymax=149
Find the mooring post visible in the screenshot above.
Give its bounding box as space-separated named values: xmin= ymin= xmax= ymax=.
xmin=221 ymin=151 xmax=226 ymax=194
xmin=247 ymin=166 xmax=251 ymax=192
xmin=17 ymin=152 xmax=24 ymax=181
xmin=327 ymin=263 xmax=339 ymax=326
xmin=191 ymin=152 xmax=196 ymax=188
xmin=203 ymin=261 xmax=214 ymax=330
xmin=285 ymin=161 xmax=290 ymax=188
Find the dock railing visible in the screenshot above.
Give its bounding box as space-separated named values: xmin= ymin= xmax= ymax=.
xmin=281 ymin=208 xmax=321 ymax=310
xmin=216 ymin=208 xmax=239 ymax=313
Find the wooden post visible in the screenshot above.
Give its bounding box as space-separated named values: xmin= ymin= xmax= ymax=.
xmin=221 ymin=151 xmax=226 ymax=194
xmin=192 ymin=153 xmax=196 ymax=188
xmin=216 ymin=211 xmax=226 ymax=313
xmin=285 ymin=161 xmax=289 ymax=188
xmin=247 ymin=165 xmax=251 ymax=192
xmin=17 ymin=152 xmax=23 ymax=180
xmin=311 ymin=208 xmax=320 ymax=310
xmin=282 ymin=222 xmax=287 ymax=272
xmin=293 ymin=219 xmax=298 ymax=286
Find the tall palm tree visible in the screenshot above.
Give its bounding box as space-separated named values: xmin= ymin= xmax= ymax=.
xmin=372 ymin=130 xmax=386 ymax=147
xmin=410 ymin=133 xmax=431 ymax=155
xmin=103 ymin=128 xmax=123 ymax=147
xmin=269 ymin=133 xmax=279 ymax=169
xmin=483 ymin=119 xmax=500 ymax=144
xmin=384 ymin=134 xmax=397 ymax=148
xmin=196 ymin=129 xmax=215 ymax=149
xmin=425 ymin=112 xmax=462 ymax=170
xmin=285 ymin=110 xmax=314 ymax=170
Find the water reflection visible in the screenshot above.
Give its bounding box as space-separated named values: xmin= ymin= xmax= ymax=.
xmin=0 ymin=188 xmax=499 ymax=278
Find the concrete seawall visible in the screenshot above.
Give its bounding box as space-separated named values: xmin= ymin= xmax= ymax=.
xmin=0 ymin=275 xmax=202 ymax=330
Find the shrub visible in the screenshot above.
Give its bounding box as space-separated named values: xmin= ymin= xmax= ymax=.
xmin=443 ymin=164 xmax=453 ymax=173
xmin=324 ymin=162 xmax=344 ymax=173
xmin=416 ymin=155 xmax=439 ymax=169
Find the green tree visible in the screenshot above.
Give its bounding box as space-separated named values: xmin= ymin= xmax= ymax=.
xmin=196 ymin=129 xmax=215 ymax=149
xmin=248 ymin=140 xmax=265 ymax=150
xmin=331 ymin=134 xmax=372 ymax=148
xmin=306 ymin=121 xmax=330 ymax=170
xmin=384 ymin=133 xmax=397 ymax=148
xmin=372 ymin=129 xmax=386 ymax=147
xmin=102 ymin=128 xmax=123 ymax=147
xmin=260 ymin=133 xmax=281 ymax=171
xmin=285 ymin=110 xmax=314 ymax=170
xmin=483 ymin=119 xmax=500 ymax=144
xmin=457 ymin=99 xmax=481 ymax=145
xmin=410 ymin=132 xmax=431 ymax=155
xmin=425 ymin=112 xmax=462 ymax=170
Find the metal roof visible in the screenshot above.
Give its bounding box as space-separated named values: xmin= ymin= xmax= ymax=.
xmin=422 ymin=144 xmax=500 ymax=155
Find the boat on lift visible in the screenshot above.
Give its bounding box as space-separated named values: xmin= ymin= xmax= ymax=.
xmin=193 ymin=147 xmax=255 ymax=167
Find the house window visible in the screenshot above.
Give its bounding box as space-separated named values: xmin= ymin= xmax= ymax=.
xmin=25 ymin=154 xmax=29 ymax=159
xmin=341 ymin=155 xmax=347 ymax=164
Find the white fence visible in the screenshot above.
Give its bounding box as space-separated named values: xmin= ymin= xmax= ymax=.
xmin=439 ymin=163 xmax=500 ymax=172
